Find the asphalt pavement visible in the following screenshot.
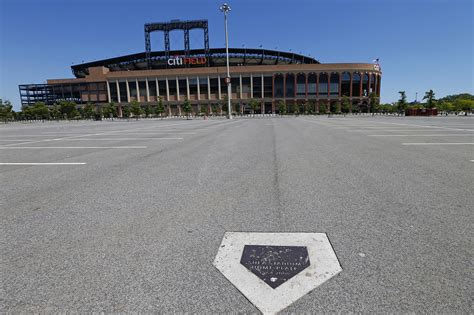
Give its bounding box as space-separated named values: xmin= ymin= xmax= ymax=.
xmin=1 ymin=116 xmax=472 ymax=313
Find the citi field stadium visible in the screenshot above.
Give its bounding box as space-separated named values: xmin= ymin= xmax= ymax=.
xmin=19 ymin=19 xmax=382 ymax=115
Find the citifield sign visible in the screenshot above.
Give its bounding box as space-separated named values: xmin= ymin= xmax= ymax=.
xmin=167 ymin=56 xmax=207 ymax=66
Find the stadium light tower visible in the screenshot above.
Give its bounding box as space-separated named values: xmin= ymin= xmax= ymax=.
xmin=220 ymin=3 xmax=232 ymax=119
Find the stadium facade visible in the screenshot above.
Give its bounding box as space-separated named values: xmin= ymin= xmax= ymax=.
xmin=19 ymin=19 xmax=382 ymax=115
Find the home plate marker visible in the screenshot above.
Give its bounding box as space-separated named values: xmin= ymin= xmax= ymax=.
xmin=213 ymin=232 xmax=342 ymax=314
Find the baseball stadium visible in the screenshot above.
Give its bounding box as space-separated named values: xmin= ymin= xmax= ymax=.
xmin=19 ymin=19 xmax=382 ymax=115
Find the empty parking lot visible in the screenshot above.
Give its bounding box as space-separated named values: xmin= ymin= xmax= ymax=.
xmin=1 ymin=116 xmax=472 ymax=313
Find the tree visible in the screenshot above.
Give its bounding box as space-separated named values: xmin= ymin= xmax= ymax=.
xmin=59 ymin=100 xmax=78 ymax=119
xmin=232 ymin=102 xmax=240 ymax=115
xmin=290 ymin=102 xmax=299 ymax=115
xmin=369 ymin=92 xmax=380 ymax=113
xmin=397 ymin=91 xmax=408 ymax=114
xmin=29 ymin=102 xmax=50 ymax=120
xmin=211 ymin=104 xmax=219 ymax=116
xmin=199 ymin=104 xmax=208 ymax=117
xmin=307 ymin=101 xmax=315 ymax=115
xmin=182 ymin=98 xmax=192 ymax=119
xmin=278 ymin=100 xmax=286 ymax=115
xmin=83 ymin=103 xmax=95 ymax=119
xmin=423 ymin=90 xmax=436 ymax=109
xmin=155 ymin=97 xmax=165 ymax=118
xmin=249 ymin=99 xmax=260 ymax=116
xmin=0 ymin=99 xmax=13 ymax=123
xmin=130 ymin=100 xmax=142 ymax=119
xmin=144 ymin=104 xmax=152 ymax=118
xmin=341 ymin=96 xmax=350 ymax=113
xmin=122 ymin=104 xmax=131 ymax=119
xmin=102 ymin=102 xmax=116 ymax=119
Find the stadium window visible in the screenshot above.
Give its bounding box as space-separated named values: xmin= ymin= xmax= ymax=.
xmin=362 ymin=73 xmax=369 ymax=97
xmin=129 ymin=81 xmax=137 ymax=100
xmin=263 ymin=76 xmax=272 ymax=98
xmin=242 ymin=76 xmax=251 ymax=94
xmin=168 ymin=79 xmax=177 ymax=97
xmin=330 ymin=73 xmax=339 ymax=96
xmin=198 ymin=77 xmax=208 ymax=97
xmin=252 ymin=75 xmax=262 ymax=98
xmin=370 ymin=73 xmax=376 ymax=93
xmin=318 ymin=73 xmax=328 ymax=95
xmin=341 ymin=72 xmax=351 ymax=96
xmin=109 ymin=82 xmax=118 ymax=102
xmin=285 ymin=74 xmax=295 ymax=98
xmin=274 ymin=75 xmax=284 ymax=98
xmin=352 ymin=73 xmax=361 ymax=97
xmin=138 ymin=81 xmax=147 ymax=100
xmin=296 ymin=73 xmax=306 ymax=98
xmin=209 ymin=77 xmax=219 ymax=95
xmin=158 ymin=79 xmax=167 ymax=97
xmin=119 ymin=82 xmax=127 ymax=102
xmin=178 ymin=78 xmax=187 ymax=98
xmin=148 ymin=79 xmax=157 ymax=98
xmin=231 ymin=77 xmax=240 ymax=94
xmin=189 ymin=77 xmax=198 ymax=96
xmin=307 ymin=73 xmax=317 ymax=97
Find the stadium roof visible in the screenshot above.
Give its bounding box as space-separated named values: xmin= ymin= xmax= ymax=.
xmin=71 ymin=48 xmax=319 ymax=78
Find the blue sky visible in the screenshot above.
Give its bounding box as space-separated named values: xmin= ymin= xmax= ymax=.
xmin=1 ymin=0 xmax=472 ymax=110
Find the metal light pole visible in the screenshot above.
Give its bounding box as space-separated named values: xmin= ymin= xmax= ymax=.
xmin=220 ymin=3 xmax=232 ymax=119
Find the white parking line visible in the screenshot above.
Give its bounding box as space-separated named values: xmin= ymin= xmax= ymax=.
xmin=360 ymin=121 xmax=473 ymax=132
xmin=0 ymin=146 xmax=148 ymax=149
xmin=57 ymin=138 xmax=183 ymax=141
xmin=0 ymin=162 xmax=87 ymax=165
xmin=368 ymin=134 xmax=473 ymax=137
xmin=0 ymin=139 xmax=35 ymax=141
xmin=402 ymin=143 xmax=474 ymax=145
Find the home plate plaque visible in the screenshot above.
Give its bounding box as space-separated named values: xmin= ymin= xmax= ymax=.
xmin=213 ymin=232 xmax=342 ymax=314
xmin=240 ymin=245 xmax=310 ymax=288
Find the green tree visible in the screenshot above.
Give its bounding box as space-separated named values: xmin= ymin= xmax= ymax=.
xmin=290 ymin=102 xmax=299 ymax=115
xmin=155 ymin=97 xmax=165 ymax=118
xmin=0 ymin=99 xmax=13 ymax=123
xmin=233 ymin=102 xmax=240 ymax=115
xmin=122 ymin=104 xmax=131 ymax=119
xmin=423 ymin=89 xmax=436 ymax=109
xmin=278 ymin=100 xmax=286 ymax=115
xmin=83 ymin=103 xmax=95 ymax=119
xmin=307 ymin=101 xmax=315 ymax=115
xmin=144 ymin=104 xmax=152 ymax=118
xmin=341 ymin=96 xmax=350 ymax=113
xmin=397 ymin=91 xmax=408 ymax=114
xmin=59 ymin=101 xmax=78 ymax=119
xmin=182 ymin=98 xmax=192 ymax=119
xmin=29 ymin=102 xmax=50 ymax=120
xmin=249 ymin=99 xmax=260 ymax=116
xmin=454 ymin=99 xmax=474 ymax=112
xmin=369 ymin=92 xmax=380 ymax=113
xmin=102 ymin=102 xmax=117 ymax=119
xmin=211 ymin=104 xmax=219 ymax=116
xmin=130 ymin=100 xmax=142 ymax=119
xmin=199 ymin=104 xmax=208 ymax=117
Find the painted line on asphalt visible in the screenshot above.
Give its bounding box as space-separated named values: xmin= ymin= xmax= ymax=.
xmin=55 ymin=138 xmax=184 ymax=140
xmin=359 ymin=120 xmax=474 ymax=132
xmin=0 ymin=162 xmax=87 ymax=165
xmin=0 ymin=146 xmax=148 ymax=149
xmin=368 ymin=134 xmax=474 ymax=137
xmin=470 ymin=160 xmax=474 ymax=162
xmin=0 ymin=139 xmax=36 ymax=141
xmin=402 ymin=143 xmax=474 ymax=145
xmin=354 ymin=129 xmax=471 ymax=132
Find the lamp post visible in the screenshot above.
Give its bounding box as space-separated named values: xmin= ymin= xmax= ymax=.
xmin=220 ymin=3 xmax=232 ymax=119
